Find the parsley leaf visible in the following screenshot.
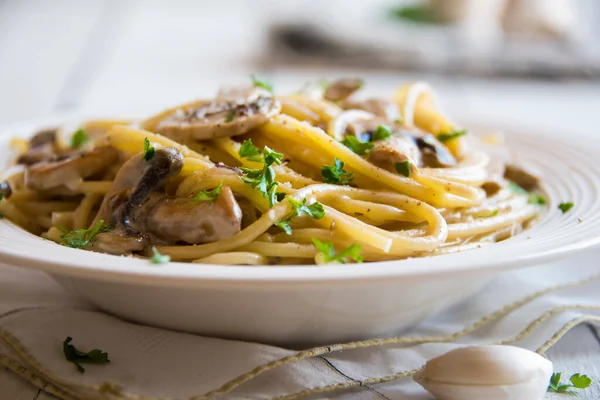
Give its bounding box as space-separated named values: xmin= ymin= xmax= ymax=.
xmin=289 ymin=197 xmax=325 ymax=219
xmin=225 ymin=110 xmax=236 ymax=123
xmin=275 ymin=198 xmax=325 ymax=235
xmin=372 ymin=125 xmax=393 ymax=141
xmin=528 ymin=194 xmax=547 ymax=205
xmin=150 ymin=246 xmax=170 ymax=264
xmin=238 ymin=139 xmax=262 ymax=161
xmin=60 ymin=220 xmax=110 ymax=248
xmin=70 ymin=128 xmax=89 ymax=149
xmin=438 ymin=129 xmax=467 ymax=143
xmin=193 ymin=181 xmax=223 ymax=202
xmin=238 ymin=140 xmax=284 ymax=207
xmin=312 ymin=238 xmax=363 ymax=264
xmin=321 ymin=158 xmax=354 ymax=185
xmin=548 ymin=372 xmax=592 ymax=393
xmin=276 ymin=192 xmax=286 ymax=202
xmin=485 ymin=209 xmax=499 ymax=218
xmin=342 ymin=136 xmax=374 ymax=155
xmin=250 ymin=74 xmax=273 ymax=93
xmin=63 ymin=336 xmax=110 ymax=373
xmin=394 ymin=161 xmax=411 ymax=177
xmin=558 ymin=202 xmax=574 ymax=214
xmin=143 ymin=138 xmax=156 ymax=161
xmin=274 ymin=219 xmax=293 ymax=235
xmin=570 ymin=373 xmax=592 ymax=389
xmin=508 ymin=181 xmax=547 ymax=205
xmin=389 ymin=4 xmax=440 ymax=24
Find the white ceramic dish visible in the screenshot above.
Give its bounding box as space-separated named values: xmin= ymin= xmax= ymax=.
xmin=1 ymin=118 xmax=600 ymax=345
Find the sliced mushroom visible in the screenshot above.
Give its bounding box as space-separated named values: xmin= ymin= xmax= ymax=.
xmin=17 ymin=129 xmax=61 ymax=166
xmin=24 ymin=146 xmax=119 ymax=190
xmin=87 ymin=231 xmax=146 ymax=255
xmin=368 ymin=134 xmax=421 ymax=172
xmin=481 ymin=179 xmax=504 ymax=197
xmin=142 ymin=186 xmax=242 ymax=244
xmin=504 ymin=163 xmax=540 ymax=191
xmin=141 ymin=86 xmax=281 ymax=141
xmin=414 ymin=134 xmax=457 ymax=168
xmin=341 ymin=98 xmax=402 ymax=122
xmin=94 ymin=148 xmax=242 ymax=252
xmin=324 ymin=78 xmax=364 ymax=102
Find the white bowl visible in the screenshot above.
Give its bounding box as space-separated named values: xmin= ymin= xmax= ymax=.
xmin=1 ymin=118 xmax=599 ymax=345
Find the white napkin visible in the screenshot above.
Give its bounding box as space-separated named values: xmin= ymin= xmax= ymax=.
xmin=1 ymin=251 xmax=599 ymax=400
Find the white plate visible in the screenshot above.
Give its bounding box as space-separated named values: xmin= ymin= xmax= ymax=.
xmin=1 ymin=118 xmax=599 ymax=345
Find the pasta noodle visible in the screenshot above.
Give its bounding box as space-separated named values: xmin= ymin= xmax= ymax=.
xmin=0 ymin=78 xmax=543 ymax=265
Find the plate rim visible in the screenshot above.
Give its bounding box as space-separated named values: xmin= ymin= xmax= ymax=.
xmin=1 ymin=116 xmax=599 ymax=288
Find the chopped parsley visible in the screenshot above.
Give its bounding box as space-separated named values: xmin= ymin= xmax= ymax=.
xmin=193 ymin=181 xmax=223 ymax=202
xmin=70 ymin=128 xmax=90 ymax=149
xmin=507 ymin=181 xmax=547 ymax=205
xmin=276 ymin=197 xmax=325 ymax=235
xmin=389 ymin=4 xmax=440 ymax=24
xmin=485 ymin=209 xmax=499 ymax=218
xmin=250 ymin=74 xmax=273 ymax=93
xmin=372 ymin=125 xmax=393 ymax=141
xmin=395 ymin=161 xmax=411 ymax=177
xmin=312 ymin=238 xmax=363 ymax=264
xmin=528 ymin=194 xmax=546 ymax=206
xmin=548 ymin=372 xmax=592 ymax=393
xmin=150 ymin=246 xmax=170 ymax=264
xmin=321 ymin=158 xmax=354 ymax=185
xmin=275 ymin=192 xmax=286 ymax=202
xmin=63 ymin=336 xmax=110 ymax=373
xmin=558 ymin=202 xmax=574 ymax=214
xmin=437 ymin=129 xmax=467 ymax=143
xmin=142 ymin=138 xmax=156 ymax=161
xmin=342 ymin=136 xmax=374 ymax=155
xmin=238 ymin=139 xmax=284 ymax=207
xmin=60 ymin=220 xmax=110 ymax=248
xmin=225 ymin=110 xmax=236 ymax=123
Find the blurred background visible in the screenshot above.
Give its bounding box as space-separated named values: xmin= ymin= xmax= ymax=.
xmin=1 ymin=0 xmax=599 ymax=135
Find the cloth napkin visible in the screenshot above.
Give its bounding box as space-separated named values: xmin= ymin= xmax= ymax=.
xmin=1 ymin=250 xmax=599 ymax=400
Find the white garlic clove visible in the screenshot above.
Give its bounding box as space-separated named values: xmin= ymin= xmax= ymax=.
xmin=413 ymin=345 xmax=552 ymax=400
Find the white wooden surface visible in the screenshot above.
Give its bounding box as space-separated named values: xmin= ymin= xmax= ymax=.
xmin=0 ymin=1 xmax=599 ymax=398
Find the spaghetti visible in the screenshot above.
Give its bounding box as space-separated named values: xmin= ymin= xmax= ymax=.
xmin=0 ymin=79 xmax=543 ymax=265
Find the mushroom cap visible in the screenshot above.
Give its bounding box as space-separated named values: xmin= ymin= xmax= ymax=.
xmin=141 ymin=86 xmax=281 ymax=141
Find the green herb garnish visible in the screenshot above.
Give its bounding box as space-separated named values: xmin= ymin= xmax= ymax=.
xmin=63 ymin=336 xmax=110 ymax=373
xmin=250 ymin=74 xmax=273 ymax=93
xmin=485 ymin=210 xmax=499 ymax=218
xmin=60 ymin=220 xmax=110 ymax=248
xmin=238 ymin=139 xmax=284 ymax=207
xmin=312 ymin=238 xmax=363 ymax=264
xmin=548 ymin=372 xmax=592 ymax=393
xmin=70 ymin=128 xmax=89 ymax=149
xmin=437 ymin=129 xmax=467 ymax=143
xmin=342 ymin=136 xmax=374 ymax=155
xmin=238 ymin=139 xmax=262 ymax=161
xmin=558 ymin=202 xmax=574 ymax=214
xmin=193 ymin=181 xmax=223 ymax=202
xmin=508 ymin=181 xmax=546 ymax=205
xmin=225 ymin=110 xmax=236 ymax=123
xmin=289 ymin=197 xmax=325 ymax=219
xmin=276 ymin=197 xmax=325 ymax=235
xmin=150 ymin=246 xmax=170 ymax=264
xmin=321 ymin=158 xmax=354 ymax=185
xmin=528 ymin=194 xmax=547 ymax=205
xmin=275 ymin=192 xmax=286 ymax=202
xmin=394 ymin=161 xmax=411 ymax=177
xmin=372 ymin=125 xmax=393 ymax=141
xmin=274 ymin=219 xmax=293 ymax=235
xmin=389 ymin=3 xmax=440 ymax=24
xmin=142 ymin=138 xmax=156 ymax=161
